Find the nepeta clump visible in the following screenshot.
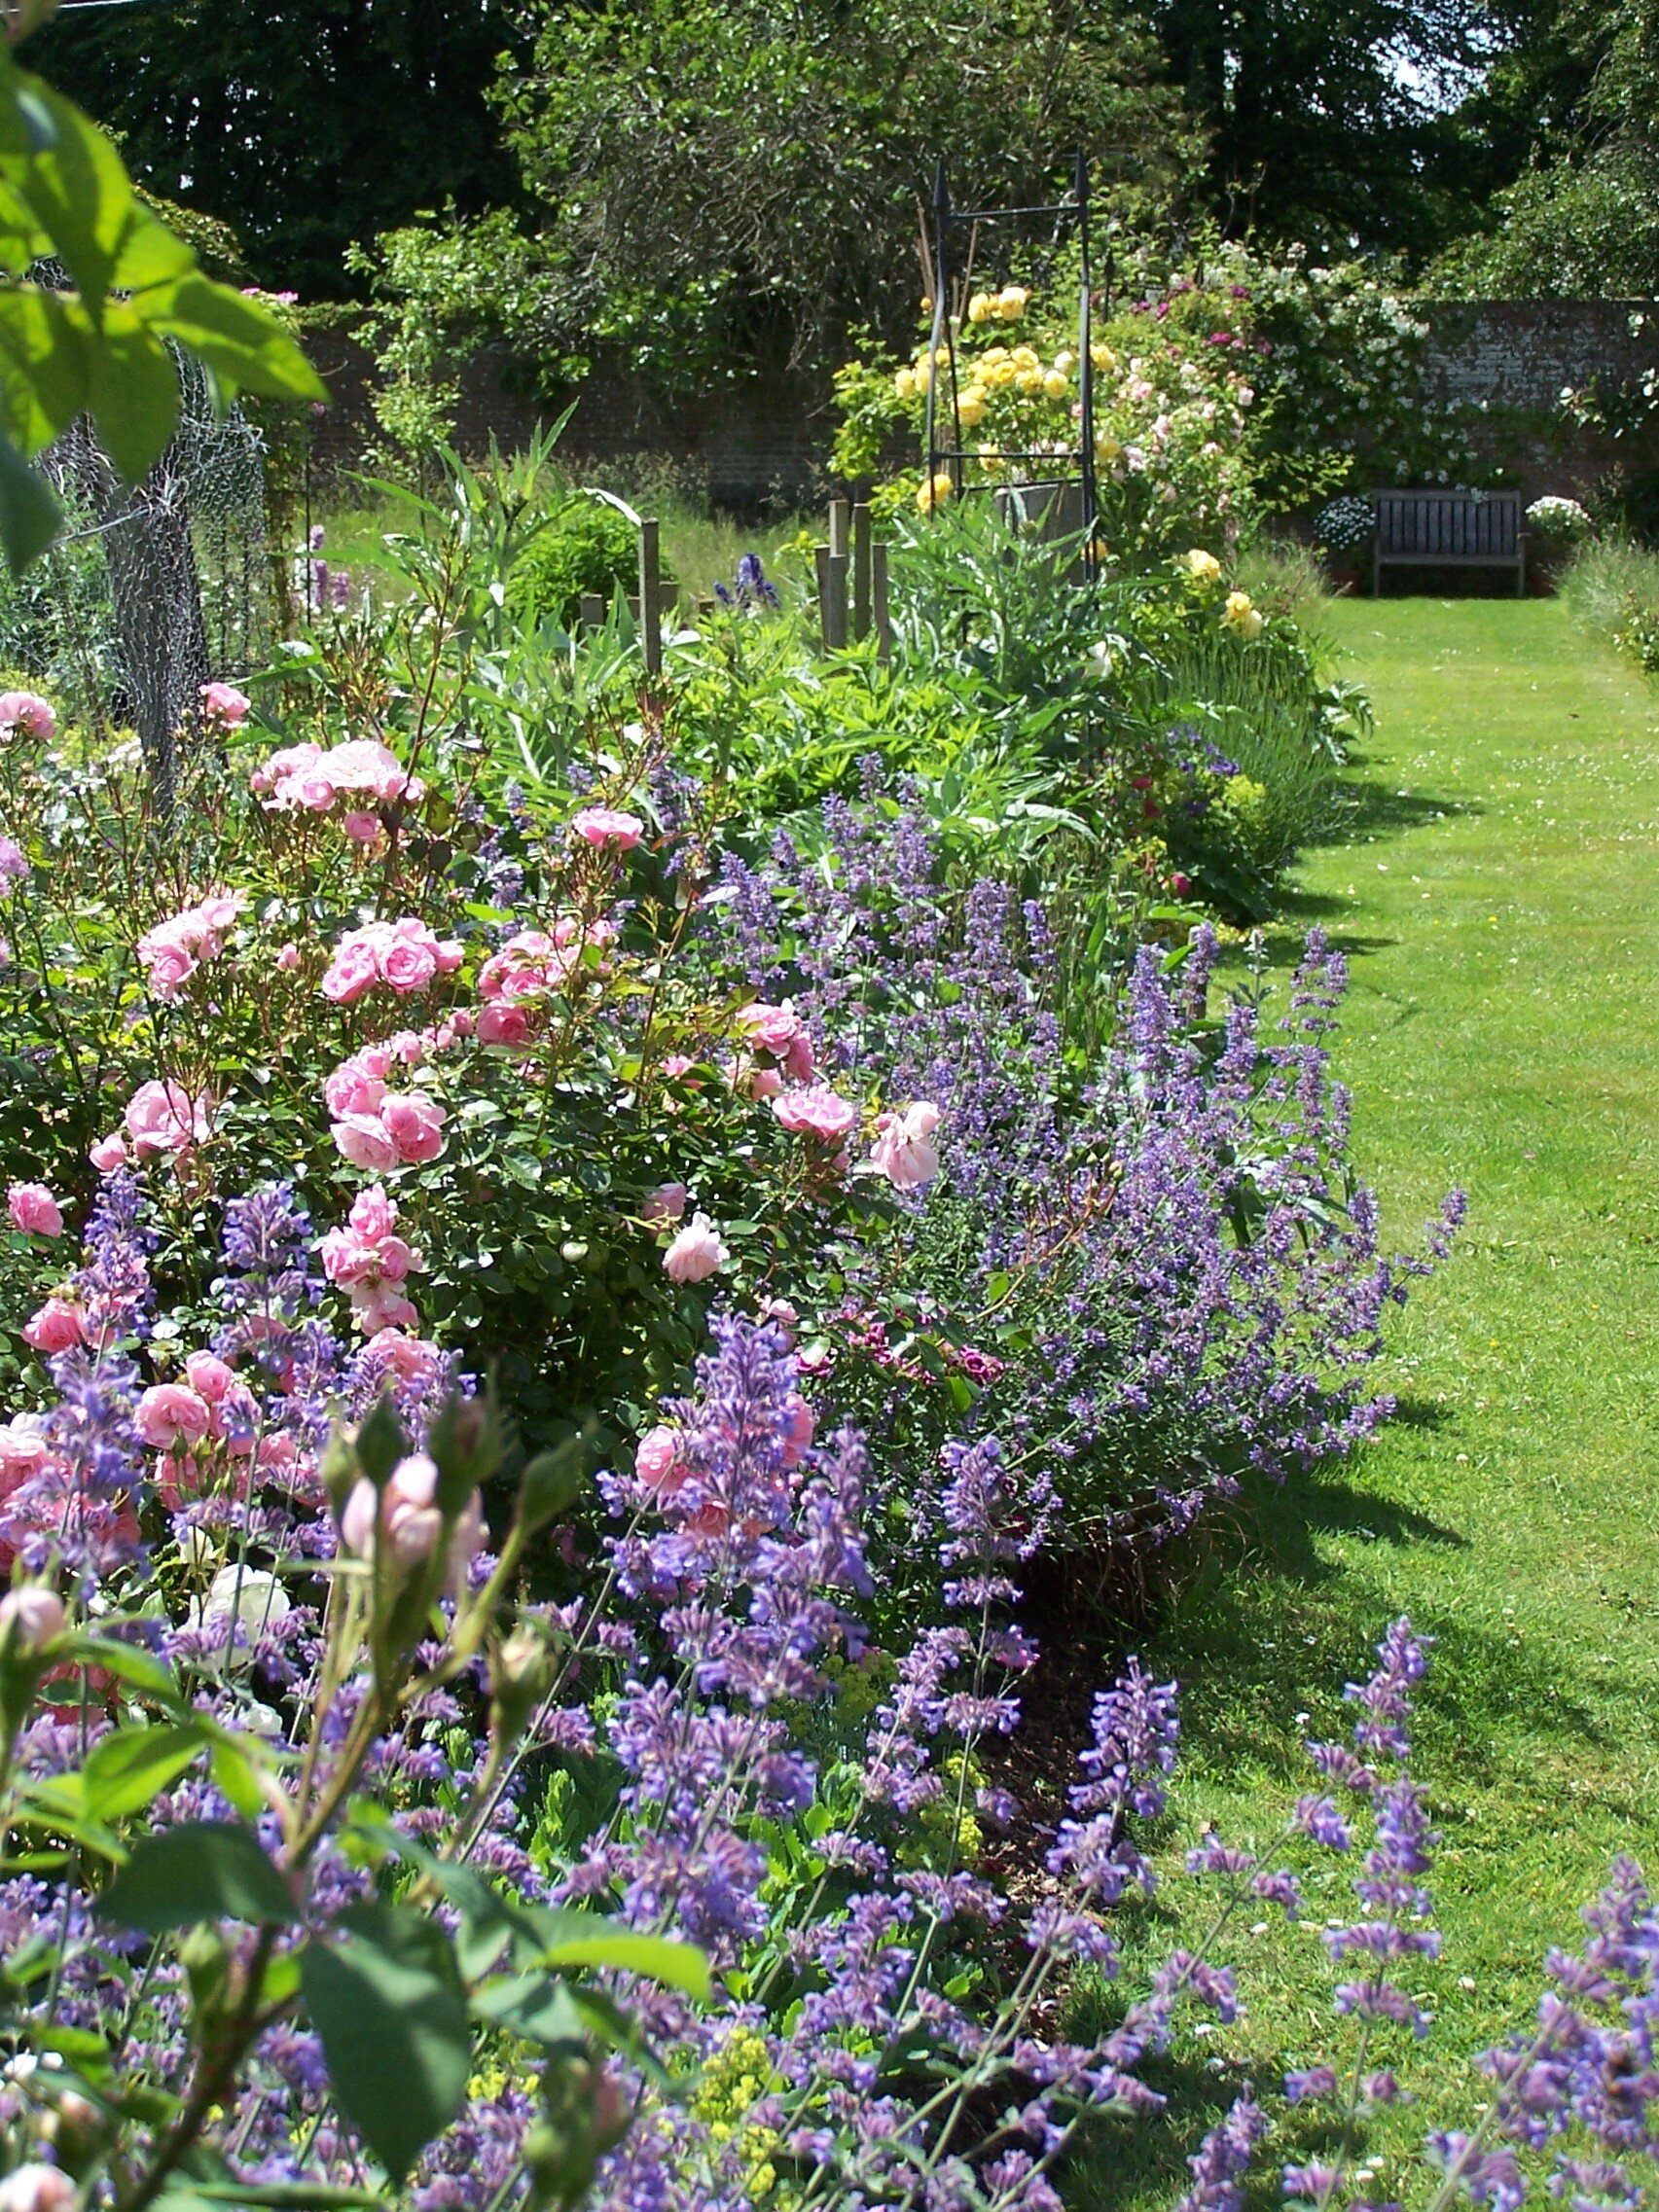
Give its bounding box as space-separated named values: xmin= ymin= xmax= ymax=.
xmin=711 ymin=789 xmax=1464 ymax=1555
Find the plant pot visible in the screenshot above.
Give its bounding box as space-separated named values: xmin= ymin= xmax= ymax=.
xmin=1322 ymin=558 xmax=1365 ymax=595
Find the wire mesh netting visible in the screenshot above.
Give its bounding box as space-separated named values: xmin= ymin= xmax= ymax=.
xmin=0 ymin=349 xmax=270 ymax=792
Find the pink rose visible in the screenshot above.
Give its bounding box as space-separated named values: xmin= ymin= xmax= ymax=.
xmin=22 ymin=1298 xmax=83 ymax=1354
xmin=0 ymin=2165 xmax=77 ymax=2212
xmin=352 ymin=1282 xmax=419 ymax=1336
xmin=772 ymin=1087 xmax=859 ymax=1143
xmin=125 ymin=1080 xmax=212 ymax=1159
xmin=184 ymin=1351 xmax=236 ymax=1404
xmin=869 ymin=1102 xmax=942 ymax=1192
xmin=324 ymin=1051 xmax=388 ymax=1119
xmin=322 ymin=738 xmax=423 ymax=804
xmin=0 ymin=835 xmax=28 ymax=890
xmin=8 ymin=1182 xmax=63 ymax=1237
xmin=663 ymin=1212 xmax=729 ymax=1284
xmin=742 ymin=1064 xmax=782 ymax=1100
xmin=343 ymin=810 xmax=383 ymax=846
xmin=142 ymin=938 xmax=198 ymax=999
xmin=780 ymin=1395 xmax=815 ymax=1468
xmin=135 ymin=1382 xmax=211 ymax=1451
xmin=332 ymin=1114 xmax=399 ymax=1172
xmin=294 ymin=770 xmax=337 ymax=811
xmin=369 ymin=1332 xmax=442 ymax=1383
xmin=387 ymin=1029 xmax=426 ymax=1066
xmin=199 ymin=681 xmax=251 ymax=728
xmin=349 ymin=1184 xmax=399 ymax=1242
xmin=642 ymin=1181 xmax=687 ymax=1227
xmin=0 ymin=691 xmax=55 ymax=741
xmin=341 ymin=1451 xmax=481 ymax=1581
xmin=635 ymin=1425 xmax=682 ymax=1494
xmin=0 ymin=1588 xmax=65 ymax=1656
xmin=380 ymin=1090 xmax=445 ymax=1164
xmin=379 ymin=934 xmax=439 ymax=994
xmin=320 ymin=930 xmax=384 ymax=1005
xmin=480 ymin=931 xmax=559 ymax=1005
xmin=477 ymin=1003 xmax=530 ymax=1047
xmin=572 ymin=805 xmax=643 ymax=850
xmin=275 ymin=943 xmax=300 ymax=972
xmin=0 ymin=1419 xmax=50 ymax=1479
xmin=89 ymin=1132 xmax=127 ymax=1173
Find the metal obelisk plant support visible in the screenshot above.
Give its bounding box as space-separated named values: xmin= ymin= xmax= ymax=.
xmin=923 ymin=150 xmax=1101 ymax=579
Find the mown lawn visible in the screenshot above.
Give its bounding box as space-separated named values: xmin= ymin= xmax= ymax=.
xmin=1076 ymin=597 xmax=1659 ymax=2205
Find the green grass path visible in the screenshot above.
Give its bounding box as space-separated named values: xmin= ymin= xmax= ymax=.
xmin=1100 ymin=598 xmax=1659 ymax=2199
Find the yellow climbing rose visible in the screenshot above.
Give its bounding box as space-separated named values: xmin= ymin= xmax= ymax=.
xmin=1042 ymin=369 xmax=1068 ymax=399
xmin=1222 ymin=589 xmax=1263 ymax=638
xmin=894 ymin=367 xmax=917 ymax=401
xmin=956 ymin=387 xmax=987 ymax=427
xmin=967 ymin=291 xmax=992 ymax=323
xmin=1183 ymin=548 xmax=1223 ymax=587
xmin=917 ymin=470 xmax=956 ymax=515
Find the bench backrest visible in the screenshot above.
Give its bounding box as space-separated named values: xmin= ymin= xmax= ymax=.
xmin=1375 ymin=491 xmax=1522 ymax=558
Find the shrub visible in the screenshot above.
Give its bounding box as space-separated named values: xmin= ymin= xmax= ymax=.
xmin=508 ymin=497 xmax=642 ymax=628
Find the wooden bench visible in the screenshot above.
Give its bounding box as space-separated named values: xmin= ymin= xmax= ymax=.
xmin=1372 ymin=490 xmax=1528 ymax=596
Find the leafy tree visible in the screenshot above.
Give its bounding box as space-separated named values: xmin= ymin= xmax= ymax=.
xmin=36 ymin=0 xmax=526 ymax=300
xmin=491 ymin=0 xmax=1204 ymax=386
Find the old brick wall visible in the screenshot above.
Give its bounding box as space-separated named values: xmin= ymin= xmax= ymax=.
xmin=303 ymin=304 xmax=1659 ymax=512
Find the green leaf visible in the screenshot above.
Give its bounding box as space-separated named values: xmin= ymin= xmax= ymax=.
xmin=99 ymin=1821 xmax=299 ymax=1931
xmin=531 ymin=1917 xmax=709 ymax=2001
xmin=355 ymin=1396 xmax=406 ymax=1490
xmin=300 ymin=1902 xmax=471 ymax=2184
xmin=60 ymin=1631 xmax=185 ymax=1708
xmin=87 ymin=302 xmax=180 ymax=479
xmin=81 ymin=1723 xmax=206 ymax=1823
xmin=470 ymin=1971 xmax=586 ymax=2049
xmin=0 ymin=419 xmax=57 ymax=571
xmin=146 ymin=271 xmax=327 ymax=404
xmin=156 ymin=2189 xmax=384 ymax=2212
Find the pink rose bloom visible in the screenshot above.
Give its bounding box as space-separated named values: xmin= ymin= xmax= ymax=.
xmin=141 ymin=937 xmax=197 ymax=1000
xmin=341 ymin=1451 xmax=481 ymax=1580
xmin=0 ymin=1418 xmax=51 ymax=1480
xmin=253 ymin=740 xmax=331 ymax=808
xmin=572 ymin=805 xmax=643 ymax=850
xmin=322 ymin=737 xmax=423 ymax=804
xmin=740 ymin=1063 xmax=782 ymax=1100
xmin=89 ymin=1132 xmax=127 ymax=1173
xmin=0 ymin=835 xmax=28 ymax=890
xmin=379 ymin=932 xmax=439 ymax=995
xmin=184 ymin=1351 xmax=236 ymax=1404
xmin=663 ymin=1212 xmax=729 ymax=1284
xmin=479 ymin=930 xmax=559 ymax=1005
xmin=0 ymin=1588 xmax=66 ymax=1657
xmin=0 ymin=2163 xmax=76 ymax=2212
xmin=21 ymin=1298 xmax=82 ymax=1354
xmin=869 ymin=1101 xmax=942 ymax=1192
xmin=320 ymin=927 xmax=386 ymax=1005
xmin=0 ymin=691 xmax=55 ymax=741
xmin=349 ymin=1184 xmax=399 ymax=1242
xmin=734 ymin=1001 xmax=801 ymax=1054
xmin=370 ymin=1331 xmax=442 ymax=1383
xmin=477 ymin=1003 xmax=531 ymax=1047
xmin=381 ymin=1089 xmax=445 ymax=1164
xmin=387 ymin=1029 xmax=426 ymax=1066
xmin=758 ymin=1296 xmax=798 ymax=1338
xmin=324 ymin=1050 xmax=388 ymax=1119
xmin=780 ymin=1395 xmax=815 ymax=1468
xmin=275 ymin=943 xmax=300 ymax=972
xmin=635 ymin=1425 xmax=682 ymax=1494
xmin=773 ymin=1087 xmax=859 ymax=1143
xmin=642 ymin=1181 xmax=687 ymax=1227
xmin=8 ymin=1182 xmax=63 ymax=1237
xmin=199 ymin=681 xmax=251 ymax=727
xmin=126 ymin=1079 xmax=212 ymax=1158
xmin=352 ymin=1282 xmax=419 ymax=1336
xmin=343 ymin=810 xmax=386 ymax=852
xmin=320 ymin=1226 xmax=378 ymax=1288
xmin=332 ymin=1113 xmax=399 ymax=1173
xmin=135 ymin=1382 xmax=211 ymax=1451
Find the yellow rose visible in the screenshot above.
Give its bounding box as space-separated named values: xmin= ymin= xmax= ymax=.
xmin=1042 ymin=369 xmax=1067 ymax=400
xmin=1097 ymin=433 xmax=1123 ymax=462
xmin=986 ymin=359 xmax=1017 ymax=389
xmin=1222 ymin=589 xmax=1263 ymax=638
xmin=1054 ymin=350 xmax=1077 ymax=376
xmin=1014 ymin=368 xmax=1043 ymax=394
xmin=967 ymin=292 xmax=992 ymax=324
xmin=996 ymin=285 xmax=1029 ymax=319
xmin=1090 ymin=340 xmax=1118 ymax=371
xmin=978 ymin=445 xmax=1005 ymax=476
xmin=914 ymin=358 xmax=932 ymax=393
xmin=894 ymin=367 xmax=917 ymax=401
xmin=980 ymin=346 xmax=1009 ymax=366
xmin=1011 ymin=345 xmax=1039 ymax=370
xmin=917 ymin=470 xmax=956 ymax=516
xmin=956 ymin=388 xmax=987 ymax=427
xmin=1183 ymin=548 xmax=1222 ymax=588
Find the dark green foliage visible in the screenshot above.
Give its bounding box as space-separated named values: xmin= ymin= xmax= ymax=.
xmin=37 ymin=0 xmax=527 ymax=300
xmin=508 ymin=501 xmax=640 ymax=628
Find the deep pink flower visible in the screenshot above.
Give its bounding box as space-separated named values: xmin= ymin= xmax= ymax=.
xmin=320 ymin=929 xmax=385 ymax=1005
xmin=21 ymin=1299 xmax=83 ymax=1354
xmin=571 ymin=805 xmax=643 ymax=850
xmin=477 ymin=1003 xmax=531 ymax=1046
xmin=635 ymin=1425 xmax=682 ymax=1494
xmin=184 ymin=1351 xmax=236 ymax=1405
xmin=89 ymin=1133 xmax=126 ymax=1174
xmin=199 ymin=681 xmax=250 ymax=728
xmin=773 ymin=1087 xmax=859 ymax=1143
xmin=380 ymin=1090 xmax=445 ymax=1164
xmin=8 ymin=1183 xmax=62 ymax=1237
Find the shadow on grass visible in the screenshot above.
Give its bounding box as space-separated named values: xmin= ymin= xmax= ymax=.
xmin=1318 ymin=772 xmax=1477 ymax=847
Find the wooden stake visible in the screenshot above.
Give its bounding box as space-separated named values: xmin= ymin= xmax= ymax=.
xmin=639 ymin=517 xmax=663 ymax=675
xmin=872 ymin=542 xmax=891 ymax=663
xmin=852 ymin=503 xmax=872 ymax=640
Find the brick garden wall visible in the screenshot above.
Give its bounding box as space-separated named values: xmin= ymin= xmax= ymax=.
xmin=304 ymin=303 xmax=1659 ymax=512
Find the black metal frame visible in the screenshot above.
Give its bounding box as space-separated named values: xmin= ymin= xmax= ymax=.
xmin=922 ymin=151 xmax=1102 ymax=580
